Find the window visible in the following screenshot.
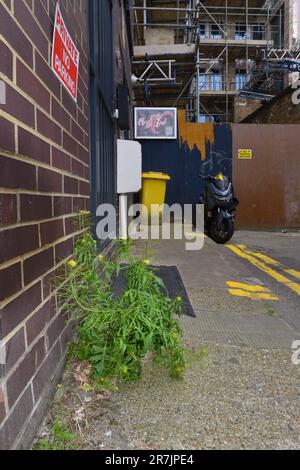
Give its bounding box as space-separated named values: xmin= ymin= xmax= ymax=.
xmin=211 ymin=73 xmax=222 ymax=91
xmin=236 ymin=72 xmax=247 ymax=90
xmin=210 ymin=24 xmax=223 ymax=39
xmin=199 ymin=24 xmax=206 ymax=39
xmin=251 ymin=23 xmax=265 ymax=40
xmin=235 ymin=24 xmax=247 ymax=40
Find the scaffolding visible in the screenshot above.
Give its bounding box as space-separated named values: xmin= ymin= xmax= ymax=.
xmin=132 ymin=0 xmax=296 ymax=123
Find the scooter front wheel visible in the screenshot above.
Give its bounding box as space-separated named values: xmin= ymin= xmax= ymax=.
xmin=209 ymin=218 xmax=234 ymax=244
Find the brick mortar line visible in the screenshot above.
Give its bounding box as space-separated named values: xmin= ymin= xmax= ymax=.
xmin=0 ymin=231 xmax=75 ymax=271
xmin=0 ymin=225 xmax=83 ymax=273
xmin=1 ymin=337 xmax=67 ymax=436
xmin=0 ymin=253 xmax=74 ymax=344
xmin=14 ymin=350 xmax=67 ymax=449
xmin=0 ymin=210 xmax=89 ymax=235
xmin=0 ymin=32 xmax=89 ymax=121
xmin=3 ymin=298 xmax=67 ymax=381
xmin=3 ymin=0 xmax=89 ymax=86
xmin=0 ymin=148 xmax=90 ymax=180
xmin=0 ymin=187 xmax=90 ymax=197
xmin=0 ymin=74 xmax=89 ymax=148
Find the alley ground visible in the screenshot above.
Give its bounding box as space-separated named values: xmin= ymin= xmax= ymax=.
xmin=38 ymin=231 xmax=300 ymax=450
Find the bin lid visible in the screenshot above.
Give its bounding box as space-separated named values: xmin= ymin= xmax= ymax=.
xmin=142 ymin=172 xmax=171 ymax=181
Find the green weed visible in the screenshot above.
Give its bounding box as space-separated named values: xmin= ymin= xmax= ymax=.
xmin=55 ymin=212 xmax=186 ymax=384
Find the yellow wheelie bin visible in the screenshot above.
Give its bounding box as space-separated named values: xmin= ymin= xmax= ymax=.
xmin=140 ymin=172 xmax=171 ymax=224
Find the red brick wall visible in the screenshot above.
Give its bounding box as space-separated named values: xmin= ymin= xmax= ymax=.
xmin=0 ymin=0 xmax=89 ymax=449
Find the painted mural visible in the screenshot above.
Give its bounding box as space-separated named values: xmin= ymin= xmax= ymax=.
xmin=140 ymin=110 xmax=232 ymax=207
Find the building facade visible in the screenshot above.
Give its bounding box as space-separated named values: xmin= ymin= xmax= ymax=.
xmin=0 ymin=0 xmax=133 ymax=449
xmin=132 ymin=0 xmax=300 ymax=123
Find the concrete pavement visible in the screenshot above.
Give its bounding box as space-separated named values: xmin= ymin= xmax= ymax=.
xmin=38 ymin=231 xmax=300 ymax=449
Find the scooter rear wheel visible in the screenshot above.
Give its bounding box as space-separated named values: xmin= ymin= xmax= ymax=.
xmin=209 ymin=218 xmax=234 ymax=244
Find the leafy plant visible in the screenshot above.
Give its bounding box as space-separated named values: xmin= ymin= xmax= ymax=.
xmin=56 ymin=212 xmax=186 ymax=383
xmin=35 ymin=420 xmax=77 ymax=450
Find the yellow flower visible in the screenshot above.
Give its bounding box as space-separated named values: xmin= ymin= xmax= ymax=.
xmin=68 ymin=260 xmax=77 ymax=268
xmin=98 ymin=255 xmax=105 ymax=262
xmin=143 ymin=259 xmax=150 ymax=265
xmin=79 ymin=210 xmax=89 ymax=216
xmin=121 ymin=366 xmax=128 ymax=374
xmin=176 ymin=296 xmax=182 ymax=302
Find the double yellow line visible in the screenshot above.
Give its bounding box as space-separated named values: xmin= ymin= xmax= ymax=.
xmin=226 ymin=244 xmax=300 ymax=297
xmin=226 ymin=281 xmax=279 ymax=301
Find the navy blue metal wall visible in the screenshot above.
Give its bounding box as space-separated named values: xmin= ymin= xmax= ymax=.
xmin=139 ymin=119 xmax=232 ymax=208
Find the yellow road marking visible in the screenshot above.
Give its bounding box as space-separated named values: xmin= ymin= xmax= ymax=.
xmin=184 ymin=232 xmax=207 ymax=239
xmin=228 ymin=288 xmax=279 ymax=301
xmin=227 ymin=245 xmax=300 ymax=297
xmin=226 ymin=281 xmax=270 ymax=293
xmin=237 ymin=245 xmax=280 ymax=266
xmin=285 ymin=269 xmax=300 ymax=280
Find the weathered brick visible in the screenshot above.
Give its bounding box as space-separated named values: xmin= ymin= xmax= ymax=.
xmin=60 ymin=322 xmax=74 ymax=352
xmin=77 ymin=109 xmax=88 ymax=133
xmin=0 ymin=117 xmax=15 ymax=153
xmin=55 ymin=238 xmax=73 ymax=263
xmin=0 ymin=262 xmax=22 ymax=302
xmin=52 ymin=147 xmax=71 ymax=172
xmin=0 ymin=40 xmax=13 ymax=80
xmin=34 ymin=0 xmax=52 ymax=38
xmin=64 ymin=175 xmax=78 ymax=194
xmin=0 ymin=193 xmax=17 ymax=227
xmin=5 ymin=328 xmax=26 ymax=371
xmin=63 ymin=131 xmax=77 ymax=156
xmin=6 ymin=337 xmax=45 ymax=408
xmin=18 ymin=127 xmax=50 ymax=164
xmin=0 ymin=225 xmax=39 ymax=264
xmin=73 ymin=196 xmax=86 ymax=212
xmin=71 ymin=119 xmax=84 ymax=145
xmin=26 ymin=301 xmax=52 ymax=346
xmin=47 ymin=313 xmax=67 ymax=349
xmin=62 ymin=87 xmax=77 ymax=117
xmin=23 ymin=247 xmax=54 ymax=286
xmin=51 ymin=98 xmax=71 ymax=132
xmin=14 ymin=0 xmax=48 ymax=59
xmin=0 ymin=386 xmax=33 ymax=450
xmin=53 ymin=196 xmax=72 ymax=216
xmin=71 ymin=158 xmax=85 ymax=178
xmin=64 ymin=216 xmax=76 ymax=235
xmin=35 ymin=51 xmax=60 ymax=99
xmin=0 ymin=3 xmax=33 ymax=67
xmin=42 ymin=265 xmax=64 ymax=299
xmin=17 ymin=60 xmax=50 ymax=112
xmin=20 ymin=194 xmax=52 ymax=222
xmin=0 ymin=155 xmax=36 ymax=190
xmin=0 ymin=83 xmax=35 ymax=128
xmin=33 ymin=340 xmax=61 ymax=402
xmin=40 ymin=219 xmax=64 ymax=245
xmin=77 ymin=143 xmax=89 ymax=164
xmin=37 ymin=110 xmax=61 ymax=145
xmin=0 ymin=282 xmax=42 ymax=339
xmin=38 ymin=167 xmax=62 ymax=193
xmin=79 ymin=180 xmax=90 ymax=196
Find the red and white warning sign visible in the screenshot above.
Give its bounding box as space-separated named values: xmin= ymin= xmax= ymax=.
xmin=51 ymin=3 xmax=80 ymax=102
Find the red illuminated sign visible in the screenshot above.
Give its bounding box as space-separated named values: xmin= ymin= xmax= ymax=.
xmin=51 ymin=3 xmax=80 ymax=102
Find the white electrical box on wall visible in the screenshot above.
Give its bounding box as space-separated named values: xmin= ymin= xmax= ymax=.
xmin=117 ymin=139 xmax=142 ymax=194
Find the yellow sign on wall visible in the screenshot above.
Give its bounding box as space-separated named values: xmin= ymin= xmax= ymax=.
xmin=238 ymin=149 xmax=253 ymax=160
